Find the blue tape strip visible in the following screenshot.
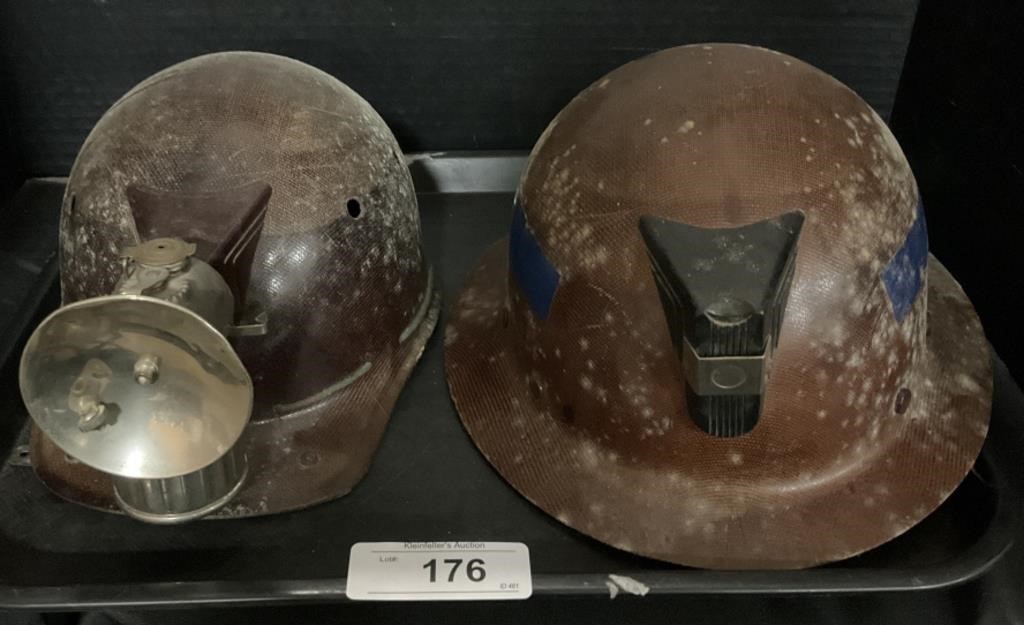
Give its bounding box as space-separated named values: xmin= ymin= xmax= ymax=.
xmin=882 ymin=202 xmax=928 ymax=323
xmin=509 ymin=200 xmax=560 ymax=320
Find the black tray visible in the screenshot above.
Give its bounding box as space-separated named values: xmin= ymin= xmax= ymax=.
xmin=0 ymin=159 xmax=1016 ymax=610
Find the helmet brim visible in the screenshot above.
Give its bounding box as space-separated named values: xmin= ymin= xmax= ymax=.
xmin=444 ymin=240 xmax=990 ymax=569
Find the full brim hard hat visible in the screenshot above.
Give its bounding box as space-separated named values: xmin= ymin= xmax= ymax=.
xmin=447 ymin=43 xmax=992 ymax=570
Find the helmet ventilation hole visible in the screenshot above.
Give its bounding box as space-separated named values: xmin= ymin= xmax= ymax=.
xmin=347 ymin=198 xmax=362 ymax=218
xmin=894 ymin=388 xmax=913 ymax=414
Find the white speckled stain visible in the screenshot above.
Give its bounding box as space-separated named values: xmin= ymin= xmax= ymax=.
xmin=444 ymin=326 xmax=459 ymax=346
xmin=956 ymin=373 xmax=981 ymax=393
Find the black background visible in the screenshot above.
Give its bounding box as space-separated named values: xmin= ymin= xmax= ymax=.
xmin=890 ymin=0 xmax=1024 ymax=384
xmin=0 ymin=0 xmax=917 ymax=173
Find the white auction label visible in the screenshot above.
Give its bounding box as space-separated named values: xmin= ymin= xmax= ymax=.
xmin=346 ymin=541 xmax=532 ymax=601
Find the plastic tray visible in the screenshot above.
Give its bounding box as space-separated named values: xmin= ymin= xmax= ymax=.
xmin=0 ymin=159 xmax=1016 ymax=610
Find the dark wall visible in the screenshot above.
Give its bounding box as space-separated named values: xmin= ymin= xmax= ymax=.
xmin=891 ymin=0 xmax=1024 ymax=381
xmin=0 ymin=70 xmax=24 ymax=204
xmin=0 ymin=0 xmax=918 ymax=176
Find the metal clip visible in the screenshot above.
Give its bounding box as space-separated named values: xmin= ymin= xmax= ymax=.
xmin=682 ymin=338 xmax=766 ymax=396
xmin=227 ymin=309 xmax=268 ymax=337
xmin=69 ymin=359 xmax=114 ymax=431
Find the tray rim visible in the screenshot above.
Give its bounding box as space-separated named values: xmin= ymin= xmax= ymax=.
xmin=0 ymin=170 xmax=1016 ymax=609
xmin=0 ymin=464 xmax=1014 ymax=610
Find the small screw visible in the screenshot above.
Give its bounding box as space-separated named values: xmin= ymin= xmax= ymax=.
xmin=299 ymin=451 xmax=319 ymax=467
xmin=134 ymin=354 xmax=161 ymax=385
xmin=77 ymin=402 xmax=107 ymax=431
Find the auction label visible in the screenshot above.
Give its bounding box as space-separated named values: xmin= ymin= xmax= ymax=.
xmin=346 ymin=542 xmax=532 ymax=600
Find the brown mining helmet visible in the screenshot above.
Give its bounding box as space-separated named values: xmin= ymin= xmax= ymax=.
xmin=20 ymin=51 xmax=438 ymax=522
xmin=445 ymin=44 xmax=991 ymax=568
